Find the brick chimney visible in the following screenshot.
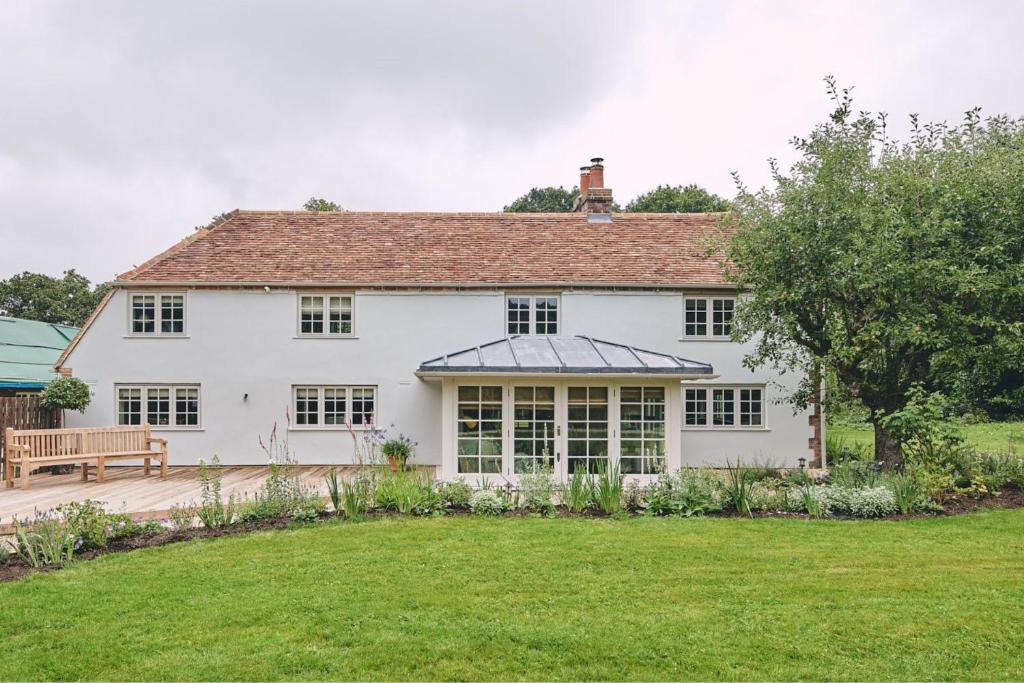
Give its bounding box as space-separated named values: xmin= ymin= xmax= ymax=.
xmin=572 ymin=157 xmax=614 ymax=213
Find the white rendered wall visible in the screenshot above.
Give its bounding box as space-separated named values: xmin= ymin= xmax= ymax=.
xmin=64 ymin=288 xmax=814 ymax=468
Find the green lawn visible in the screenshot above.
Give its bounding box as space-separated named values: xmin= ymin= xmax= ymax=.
xmin=830 ymin=420 xmax=1024 ymax=455
xmin=2 ymin=513 xmax=1023 ymax=681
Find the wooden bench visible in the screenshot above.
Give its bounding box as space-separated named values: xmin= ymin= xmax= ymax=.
xmin=3 ymin=425 xmax=168 ymax=490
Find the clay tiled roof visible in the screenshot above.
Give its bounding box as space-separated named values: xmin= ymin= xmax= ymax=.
xmin=119 ymin=210 xmax=734 ymax=287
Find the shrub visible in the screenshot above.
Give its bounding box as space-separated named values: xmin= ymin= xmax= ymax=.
xmin=518 ymin=464 xmax=557 ymax=515
xmin=721 ymin=460 xmax=755 ymax=517
xmin=196 ymin=455 xmax=236 ymax=528
xmin=40 ymin=376 xmax=91 ymax=417
xmin=325 ymin=468 xmax=342 ymax=514
xmin=289 ymin=497 xmax=326 ymax=523
xmin=438 ymin=480 xmax=473 ymax=510
xmin=622 ymin=480 xmax=646 ymax=513
xmin=796 ymin=485 xmax=827 ymax=519
xmin=592 ymin=462 xmax=623 ymax=515
xmin=827 ymin=460 xmax=882 ymax=488
xmin=469 ymin=489 xmax=506 ymax=516
xmin=12 ymin=511 xmax=78 ymax=568
xmin=238 ymin=460 xmax=320 ymax=523
xmin=887 ymin=472 xmax=920 ymax=515
xmin=375 ymin=470 xmax=439 ymax=515
xmin=826 ymin=432 xmax=872 ymax=463
xmin=844 ymin=487 xmax=898 ymax=518
xmin=644 ymin=468 xmax=721 ymax=517
xmin=341 ymin=473 xmax=374 ymax=518
xmin=168 ymin=503 xmax=196 ymax=531
xmin=56 ymin=499 xmax=110 ymax=550
xmin=749 ymin=480 xmax=790 ymax=513
xmin=562 ymin=468 xmax=593 ymax=513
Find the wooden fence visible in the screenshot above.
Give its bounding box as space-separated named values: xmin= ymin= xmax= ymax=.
xmin=0 ymin=396 xmax=61 ymax=477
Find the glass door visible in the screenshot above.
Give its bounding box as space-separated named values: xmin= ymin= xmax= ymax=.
xmin=512 ymin=385 xmax=557 ymax=474
xmin=565 ymin=386 xmax=610 ymax=475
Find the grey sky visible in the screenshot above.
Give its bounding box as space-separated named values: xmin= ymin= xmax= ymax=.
xmin=2 ymin=0 xmax=1022 ymax=283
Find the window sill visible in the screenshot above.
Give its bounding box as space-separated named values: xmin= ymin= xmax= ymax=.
xmin=288 ymin=426 xmax=377 ymax=432
xmin=678 ymin=337 xmax=734 ymax=342
xmin=129 ymin=426 xmax=204 ymax=432
xmin=681 ymin=427 xmax=771 ymax=432
xmin=292 ymin=335 xmax=359 ymax=340
xmin=123 ymin=335 xmax=190 ymax=339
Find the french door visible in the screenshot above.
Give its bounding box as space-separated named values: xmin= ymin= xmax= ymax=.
xmin=452 ymin=379 xmax=675 ymax=482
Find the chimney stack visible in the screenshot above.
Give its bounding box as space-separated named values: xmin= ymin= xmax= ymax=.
xmin=572 ymin=156 xmax=613 ymax=214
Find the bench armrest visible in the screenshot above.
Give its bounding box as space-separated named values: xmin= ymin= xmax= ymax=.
xmin=148 ymin=437 xmax=168 ymax=445
xmin=5 ymin=443 xmax=30 ymax=453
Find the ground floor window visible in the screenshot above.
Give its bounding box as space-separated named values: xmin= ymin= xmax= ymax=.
xmin=458 ymin=385 xmax=503 ymax=475
xmin=683 ymin=386 xmax=764 ymax=429
xmin=620 ymin=386 xmax=666 ymax=474
xmin=292 ymin=385 xmax=376 ymax=428
xmin=116 ymin=384 xmax=200 ymax=428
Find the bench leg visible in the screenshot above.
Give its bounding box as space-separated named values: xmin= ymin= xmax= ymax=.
xmin=4 ymin=462 xmax=13 ymax=489
xmin=160 ymin=452 xmax=168 ymax=479
xmin=144 ymin=457 xmax=151 ymax=476
xmin=21 ymin=463 xmax=31 ymax=490
xmin=81 ymin=463 xmax=90 ymax=481
xmin=96 ymin=458 xmax=105 ymax=483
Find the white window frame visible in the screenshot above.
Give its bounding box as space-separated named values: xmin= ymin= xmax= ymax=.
xmin=127 ymin=292 xmax=187 ymax=336
xmin=682 ymin=296 xmax=735 ymax=339
xmin=114 ymin=384 xmax=201 ymax=429
xmin=290 ymin=385 xmax=377 ymax=429
xmin=505 ymin=294 xmax=560 ymax=335
xmin=682 ymin=385 xmax=766 ymax=430
xmin=296 ymin=293 xmax=355 ymax=337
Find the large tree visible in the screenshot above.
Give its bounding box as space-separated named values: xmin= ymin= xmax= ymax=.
xmin=624 ymin=184 xmax=732 ymax=213
xmin=303 ymin=197 xmax=343 ymax=211
xmin=0 ymin=270 xmax=110 ymax=326
xmin=726 ymin=78 xmax=1024 ymax=467
xmin=503 ymin=186 xmax=578 ymax=212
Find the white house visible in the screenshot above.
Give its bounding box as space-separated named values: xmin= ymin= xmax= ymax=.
xmin=56 ymin=159 xmax=823 ymax=480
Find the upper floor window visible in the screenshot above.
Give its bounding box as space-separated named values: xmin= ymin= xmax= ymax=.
xmin=506 ymin=295 xmax=559 ymax=335
xmin=298 ymin=294 xmax=353 ymax=336
xmin=683 ymin=386 xmax=763 ymax=428
xmin=130 ymin=293 xmax=185 ymax=335
xmin=116 ymin=384 xmax=200 ymax=428
xmin=683 ymin=296 xmax=734 ymax=338
xmin=292 ymin=385 xmax=375 ymax=428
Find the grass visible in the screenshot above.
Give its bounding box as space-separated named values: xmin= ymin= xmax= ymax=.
xmin=1 ymin=513 xmax=1024 ymax=681
xmin=830 ymin=420 xmax=1024 ymax=455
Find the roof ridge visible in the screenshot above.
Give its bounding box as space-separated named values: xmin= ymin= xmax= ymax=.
xmin=119 ymin=209 xmax=241 ymax=281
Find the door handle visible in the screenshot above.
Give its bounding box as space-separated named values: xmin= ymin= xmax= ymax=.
xmin=556 ymin=451 xmax=561 ymax=463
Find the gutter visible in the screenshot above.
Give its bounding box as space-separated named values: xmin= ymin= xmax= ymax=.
xmin=112 ymin=280 xmax=739 ymax=291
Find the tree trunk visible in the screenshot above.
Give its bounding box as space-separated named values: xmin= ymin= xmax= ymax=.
xmin=873 ymin=421 xmax=903 ymax=469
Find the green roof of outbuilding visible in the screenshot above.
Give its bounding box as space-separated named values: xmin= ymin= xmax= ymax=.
xmin=0 ymin=317 xmax=78 ymax=388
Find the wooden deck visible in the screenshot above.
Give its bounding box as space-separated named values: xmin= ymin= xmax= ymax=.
xmin=0 ymin=465 xmax=353 ymax=530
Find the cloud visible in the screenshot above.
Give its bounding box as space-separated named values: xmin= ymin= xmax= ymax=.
xmin=1 ymin=0 xmax=1022 ymax=282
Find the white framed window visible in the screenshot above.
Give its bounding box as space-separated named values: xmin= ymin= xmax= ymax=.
xmin=506 ymin=295 xmax=559 ymax=335
xmin=683 ymin=296 xmax=735 ymax=338
xmin=129 ymin=293 xmax=186 ymax=335
xmin=297 ymin=294 xmax=353 ymax=336
xmin=457 ymin=385 xmax=503 ymax=475
xmin=683 ymin=386 xmax=764 ymax=429
xmin=684 ymin=388 xmax=708 ymax=426
xmin=292 ymin=385 xmax=375 ymax=428
xmin=116 ymin=384 xmax=200 ymax=428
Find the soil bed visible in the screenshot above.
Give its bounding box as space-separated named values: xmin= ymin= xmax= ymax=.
xmin=2 ymin=486 xmax=1021 ymax=583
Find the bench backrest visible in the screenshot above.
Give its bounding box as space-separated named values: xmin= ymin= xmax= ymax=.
xmin=5 ymin=425 xmax=151 ymax=459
